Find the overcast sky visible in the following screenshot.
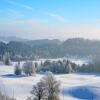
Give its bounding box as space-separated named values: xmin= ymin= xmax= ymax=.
xmin=0 ymin=0 xmax=100 ymax=40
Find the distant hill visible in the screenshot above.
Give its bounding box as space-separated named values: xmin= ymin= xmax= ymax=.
xmin=26 ymin=39 xmax=61 ymax=46
xmin=0 ymin=38 xmax=100 ymax=60
xmin=0 ymin=36 xmax=28 ymax=43
xmin=62 ymin=38 xmax=100 ymax=57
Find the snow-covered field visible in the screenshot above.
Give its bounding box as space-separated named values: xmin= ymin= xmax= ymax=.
xmin=0 ymin=64 xmax=100 ymax=100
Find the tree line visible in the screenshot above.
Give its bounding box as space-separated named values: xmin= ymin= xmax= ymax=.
xmin=14 ymin=59 xmax=100 ymax=77
xmin=1 ymin=38 xmax=100 ymax=61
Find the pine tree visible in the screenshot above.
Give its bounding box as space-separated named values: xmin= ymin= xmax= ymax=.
xmin=65 ymin=60 xmax=73 ymax=73
xmin=3 ymin=52 xmax=11 ymax=65
xmin=14 ymin=62 xmax=22 ymax=75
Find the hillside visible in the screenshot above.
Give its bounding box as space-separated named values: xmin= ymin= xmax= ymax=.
xmin=0 ymin=38 xmax=100 ymax=60
xmin=0 ymin=36 xmax=28 ymax=43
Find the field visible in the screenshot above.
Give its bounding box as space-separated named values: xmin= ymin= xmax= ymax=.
xmin=0 ymin=63 xmax=100 ymax=100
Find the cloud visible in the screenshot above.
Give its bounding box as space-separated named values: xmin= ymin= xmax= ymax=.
xmin=46 ymin=12 xmax=65 ymax=22
xmin=8 ymin=1 xmax=33 ymax=10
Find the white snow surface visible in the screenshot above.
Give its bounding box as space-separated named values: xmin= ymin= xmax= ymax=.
xmin=0 ymin=64 xmax=100 ymax=100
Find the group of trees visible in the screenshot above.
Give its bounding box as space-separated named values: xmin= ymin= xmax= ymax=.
xmin=38 ymin=60 xmax=77 ymax=74
xmin=38 ymin=59 xmax=100 ymax=73
xmin=27 ymin=72 xmax=60 ymax=100
xmin=14 ymin=58 xmax=100 ymax=76
xmin=14 ymin=61 xmax=36 ymax=76
xmin=78 ymin=62 xmax=100 ymax=73
xmin=14 ymin=59 xmax=76 ymax=76
xmin=22 ymin=61 xmax=36 ymax=76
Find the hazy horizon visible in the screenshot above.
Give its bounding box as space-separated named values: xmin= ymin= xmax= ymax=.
xmin=0 ymin=0 xmax=100 ymax=40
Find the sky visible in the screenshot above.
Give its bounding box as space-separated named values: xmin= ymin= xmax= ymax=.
xmin=0 ymin=0 xmax=100 ymax=40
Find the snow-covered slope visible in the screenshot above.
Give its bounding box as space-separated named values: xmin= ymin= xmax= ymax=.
xmin=0 ymin=65 xmax=100 ymax=100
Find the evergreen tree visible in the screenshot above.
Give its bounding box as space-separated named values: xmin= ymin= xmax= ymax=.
xmin=14 ymin=62 xmax=22 ymax=75
xmin=65 ymin=60 xmax=73 ymax=73
xmin=3 ymin=52 xmax=11 ymax=65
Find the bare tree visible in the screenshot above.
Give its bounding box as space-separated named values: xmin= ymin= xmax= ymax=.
xmin=31 ymin=81 xmax=48 ymax=100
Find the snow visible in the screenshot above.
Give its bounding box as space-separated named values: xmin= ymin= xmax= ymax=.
xmin=0 ymin=64 xmax=100 ymax=100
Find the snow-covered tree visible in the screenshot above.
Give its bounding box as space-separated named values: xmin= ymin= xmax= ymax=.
xmin=42 ymin=72 xmax=60 ymax=100
xmin=30 ymin=72 xmax=60 ymax=100
xmin=65 ymin=60 xmax=73 ymax=73
xmin=67 ymin=61 xmax=73 ymax=73
xmin=3 ymin=52 xmax=11 ymax=65
xmin=14 ymin=62 xmax=22 ymax=75
xmin=22 ymin=61 xmax=36 ymax=76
